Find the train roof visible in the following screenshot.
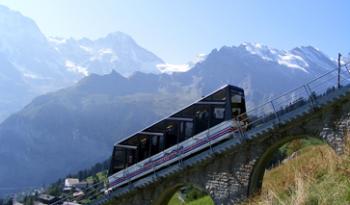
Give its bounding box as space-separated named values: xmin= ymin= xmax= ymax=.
xmin=113 ymin=84 xmax=244 ymax=146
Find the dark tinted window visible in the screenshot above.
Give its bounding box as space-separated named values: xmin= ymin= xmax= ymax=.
xmin=211 ymin=105 xmax=225 ymax=126
xmin=150 ymin=135 xmax=159 ymax=155
xmin=112 ymin=148 xmax=126 ymax=172
xmin=126 ymin=149 xmax=136 ymax=167
xmin=194 ymin=106 xmax=210 ymax=135
xmin=138 ymin=136 xmax=150 ymax=161
xmin=164 ymin=125 xmax=178 ymax=149
xmin=184 ymin=122 xmax=193 ymax=139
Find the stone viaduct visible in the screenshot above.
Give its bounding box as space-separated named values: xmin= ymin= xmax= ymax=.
xmin=93 ymin=70 xmax=350 ymax=205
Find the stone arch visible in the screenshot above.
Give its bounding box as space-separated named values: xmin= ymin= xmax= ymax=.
xmin=247 ymin=133 xmax=335 ymax=196
xmin=152 ymin=182 xmax=211 ymax=205
xmin=152 ymin=183 xmax=183 ymax=205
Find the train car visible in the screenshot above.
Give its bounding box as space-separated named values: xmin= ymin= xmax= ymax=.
xmin=107 ymin=84 xmax=247 ymax=191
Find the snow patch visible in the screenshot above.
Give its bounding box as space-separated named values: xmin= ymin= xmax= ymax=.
xmin=277 ymin=55 xmax=309 ymax=72
xmin=89 ymin=48 xmax=119 ymax=62
xmin=65 ymin=60 xmax=88 ymax=76
xmin=191 ymin=53 xmax=207 ymax=65
xmin=157 ymin=64 xmax=191 ymax=74
xmin=48 ymin=37 xmax=67 ymax=44
xmin=157 ymin=54 xmax=207 ymax=74
xmin=242 ymin=42 xmax=309 ymax=72
xmin=79 ymin=45 xmax=93 ymax=53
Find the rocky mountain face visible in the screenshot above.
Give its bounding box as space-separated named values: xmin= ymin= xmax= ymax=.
xmin=0 ymin=38 xmax=338 ymax=196
xmin=0 ymin=5 xmax=164 ymax=122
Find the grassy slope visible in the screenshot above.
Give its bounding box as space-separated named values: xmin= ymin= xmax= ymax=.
xmin=244 ymin=143 xmax=350 ymax=205
xmin=168 ymin=193 xmax=214 ymax=205
xmin=169 ymin=141 xmax=350 ymax=205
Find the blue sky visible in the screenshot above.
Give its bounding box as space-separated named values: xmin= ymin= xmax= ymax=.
xmin=0 ymin=0 xmax=349 ymax=63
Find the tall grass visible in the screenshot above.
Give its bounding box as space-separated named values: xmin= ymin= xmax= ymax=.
xmin=168 ymin=139 xmax=350 ymax=205
xmin=244 ymin=140 xmax=350 ymax=205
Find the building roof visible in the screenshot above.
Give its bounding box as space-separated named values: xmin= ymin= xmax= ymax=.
xmin=64 ymin=178 xmax=80 ymax=187
xmin=63 ymin=202 xmax=81 ymax=205
xmin=38 ymin=194 xmax=55 ymax=201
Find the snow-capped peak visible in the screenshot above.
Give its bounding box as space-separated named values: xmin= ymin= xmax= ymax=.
xmin=291 ymin=46 xmax=335 ymax=70
xmin=157 ymin=53 xmax=207 ymax=74
xmin=241 ymin=42 xmax=310 ymax=73
xmin=47 ymin=32 xmax=164 ymax=77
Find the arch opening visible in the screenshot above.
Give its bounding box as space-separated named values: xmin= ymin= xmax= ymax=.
xmin=247 ymin=135 xmax=335 ymax=200
xmin=154 ymin=183 xmax=214 ymax=205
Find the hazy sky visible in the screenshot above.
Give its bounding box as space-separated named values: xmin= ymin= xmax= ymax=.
xmin=0 ymin=0 xmax=349 ymax=63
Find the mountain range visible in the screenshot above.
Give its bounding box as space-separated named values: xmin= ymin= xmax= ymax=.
xmin=0 ymin=4 xmax=339 ymax=197
xmin=0 ymin=5 xmax=163 ymax=122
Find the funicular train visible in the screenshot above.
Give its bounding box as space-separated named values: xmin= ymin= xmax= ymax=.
xmin=107 ymin=85 xmax=247 ymax=191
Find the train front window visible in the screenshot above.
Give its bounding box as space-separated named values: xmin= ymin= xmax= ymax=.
xmin=112 ymin=147 xmax=126 ymax=172
xmin=231 ymin=94 xmax=242 ymax=103
xmin=231 ymin=93 xmax=243 ymax=118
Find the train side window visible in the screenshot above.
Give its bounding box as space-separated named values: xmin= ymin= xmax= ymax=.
xmin=150 ymin=135 xmax=159 ymax=155
xmin=179 ymin=121 xmax=193 ymax=141
xmin=184 ymin=122 xmax=193 ymax=139
xmin=138 ymin=136 xmax=150 ymax=161
xmin=164 ymin=125 xmax=178 ymax=149
xmin=194 ymin=107 xmax=209 ymax=135
xmin=210 ymin=106 xmax=225 ymax=127
xmin=126 ymin=149 xmax=136 ymax=167
xmin=159 ymin=135 xmax=165 ymax=151
xmin=214 ymin=107 xmax=225 ymax=119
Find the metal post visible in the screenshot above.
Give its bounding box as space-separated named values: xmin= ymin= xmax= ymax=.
xmin=176 ymin=143 xmax=183 ymax=167
xmin=235 ymin=116 xmax=246 ymax=140
xmin=152 ymin=159 xmax=157 ymax=179
xmin=338 ymin=53 xmax=342 ymax=88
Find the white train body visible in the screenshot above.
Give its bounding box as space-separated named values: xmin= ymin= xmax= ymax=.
xmin=108 ymin=120 xmax=239 ymax=190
